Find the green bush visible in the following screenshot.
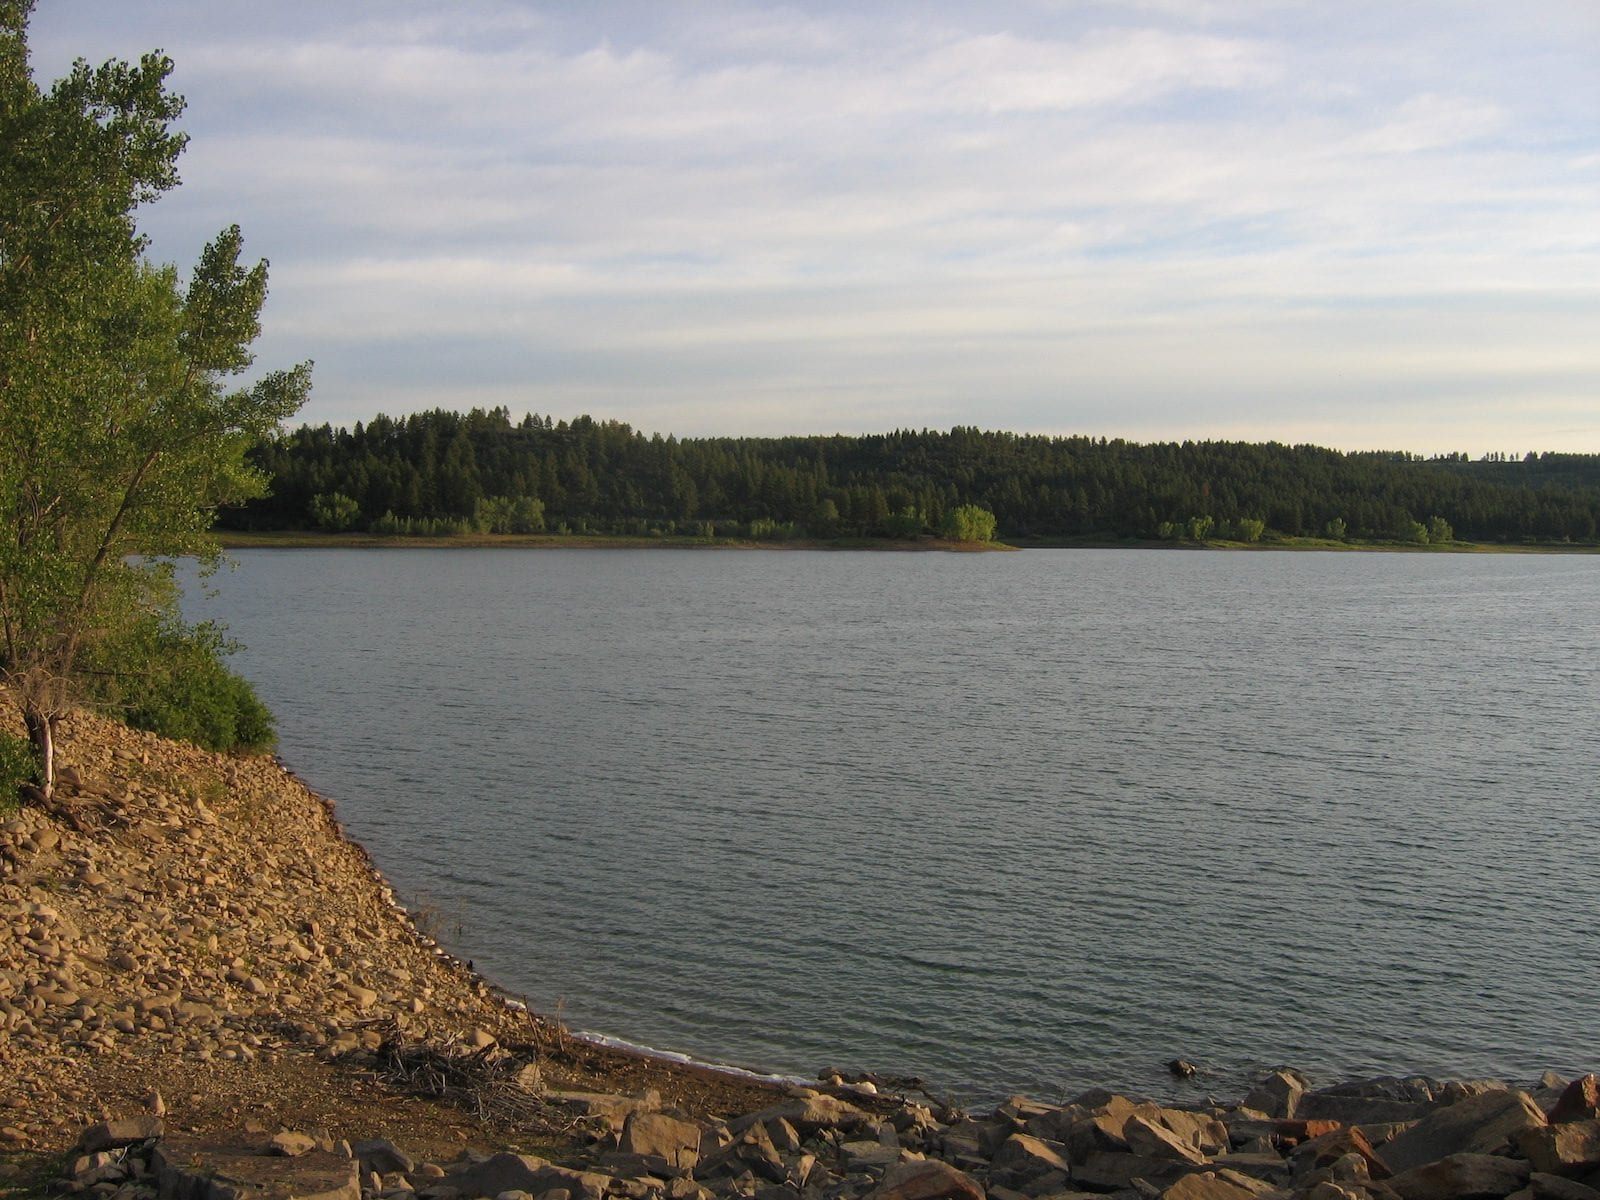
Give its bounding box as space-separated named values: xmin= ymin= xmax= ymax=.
xmin=943 ymin=504 xmax=998 ymax=542
xmin=0 ymin=731 xmax=41 ymax=815
xmin=78 ymin=614 xmax=277 ymax=754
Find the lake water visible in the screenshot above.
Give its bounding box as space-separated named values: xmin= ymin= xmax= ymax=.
xmin=185 ymin=547 xmax=1600 ymax=1106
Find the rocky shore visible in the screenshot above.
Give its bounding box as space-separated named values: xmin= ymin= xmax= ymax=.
xmin=3 ymin=705 xmax=1598 ymax=1200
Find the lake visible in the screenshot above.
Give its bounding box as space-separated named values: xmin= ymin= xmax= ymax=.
xmin=184 ymin=547 xmax=1600 ymax=1106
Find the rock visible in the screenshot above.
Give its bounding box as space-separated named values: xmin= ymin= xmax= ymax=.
xmin=1134 ymin=1105 xmax=1229 ymax=1156
xmin=1289 ymin=1128 xmax=1392 ymax=1180
xmin=1518 ymin=1174 xmax=1600 ymax=1200
xmin=70 ymin=1151 xmax=126 ymax=1186
xmin=155 ymin=1134 xmax=361 ymax=1200
xmin=1158 ymin=1172 xmax=1263 ymax=1200
xmin=865 ymin=1160 xmax=985 ymax=1200
xmin=355 ymin=1140 xmax=418 ymax=1177
xmin=443 ymin=1154 xmax=551 ymax=1198
xmin=992 ymin=1133 xmax=1073 ymax=1178
xmin=1517 ymin=1121 xmax=1600 ymax=1177
xmin=697 ymin=1121 xmax=788 ymax=1183
xmin=1242 ymin=1069 xmax=1308 ymax=1120
xmin=76 ymin=1115 xmax=165 ymax=1152
xmin=728 ymin=1093 xmax=870 ymax=1137
xmin=445 ymin=1154 xmax=610 ymax=1200
xmin=270 ymin=1130 xmax=320 ymax=1157
xmin=1551 ymin=1079 xmax=1600 ymax=1126
xmin=1072 ymin=1151 xmax=1186 ymax=1194
xmin=545 ymin=1090 xmax=661 ymax=1135
xmin=1387 ymin=1152 xmax=1530 ymax=1200
xmin=1382 ymin=1089 xmax=1547 ymax=1174
xmin=838 ymin=1141 xmax=903 ymax=1172
xmin=1124 ymin=1114 xmax=1209 ymax=1165
xmin=622 ymin=1113 xmax=705 ymax=1171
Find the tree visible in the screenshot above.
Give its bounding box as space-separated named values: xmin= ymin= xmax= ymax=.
xmin=943 ymin=504 xmax=997 ymax=543
xmin=310 ymin=491 xmax=360 ymax=531
xmin=0 ymin=4 xmax=309 ymax=799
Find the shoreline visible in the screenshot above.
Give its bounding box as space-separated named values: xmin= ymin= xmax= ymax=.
xmin=213 ymin=529 xmax=1600 ymax=554
xmin=4 ymin=706 xmax=1599 ymax=1200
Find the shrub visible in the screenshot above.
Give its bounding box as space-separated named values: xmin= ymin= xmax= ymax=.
xmin=943 ymin=504 xmax=998 ymax=542
xmin=0 ymin=732 xmax=40 ymax=815
xmin=77 ymin=614 xmax=277 ymax=754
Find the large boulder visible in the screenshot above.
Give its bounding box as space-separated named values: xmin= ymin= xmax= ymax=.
xmin=443 ymin=1153 xmax=611 ymax=1200
xmin=864 ymin=1160 xmax=985 ymax=1200
xmin=1159 ymin=1172 xmax=1269 ymax=1200
xmin=1382 ymin=1090 xmax=1547 ymax=1174
xmin=1387 ymin=1152 xmax=1530 ymax=1200
xmin=728 ymin=1092 xmax=870 ymax=1138
xmin=992 ymin=1133 xmax=1073 ymax=1179
xmin=1242 ymin=1070 xmax=1309 ymax=1120
xmin=622 ymin=1112 xmax=705 ymax=1171
xmin=153 ymin=1135 xmax=360 ymax=1200
xmin=1517 ymin=1121 xmax=1600 ymax=1178
xmin=1124 ymin=1114 xmax=1209 ymax=1166
xmin=1550 ymin=1079 xmax=1600 ymax=1126
xmin=76 ymin=1116 xmax=164 ymax=1153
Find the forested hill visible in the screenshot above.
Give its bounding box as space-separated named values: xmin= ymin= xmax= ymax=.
xmin=222 ymin=408 xmax=1600 ymax=545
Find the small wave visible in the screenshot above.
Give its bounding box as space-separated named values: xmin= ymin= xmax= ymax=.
xmin=574 ymin=1029 xmax=808 ymax=1086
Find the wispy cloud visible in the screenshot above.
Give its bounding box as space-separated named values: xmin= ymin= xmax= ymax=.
xmin=26 ymin=0 xmax=1600 ymax=453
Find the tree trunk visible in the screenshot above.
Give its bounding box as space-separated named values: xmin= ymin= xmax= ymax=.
xmin=21 ymin=705 xmax=55 ymax=803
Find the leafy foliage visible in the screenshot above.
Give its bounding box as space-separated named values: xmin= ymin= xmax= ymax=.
xmin=0 ymin=730 xmax=39 ymax=815
xmin=223 ymin=408 xmax=1600 ymax=546
xmin=77 ymin=613 xmax=275 ymax=753
xmin=944 ymin=504 xmax=998 ymax=542
xmin=0 ymin=4 xmax=308 ymax=795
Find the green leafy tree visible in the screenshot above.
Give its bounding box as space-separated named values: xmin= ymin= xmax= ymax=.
xmin=1427 ymin=515 xmax=1453 ymax=544
xmin=1237 ymin=517 xmax=1265 ymax=543
xmin=0 ymin=4 xmax=309 ymax=798
xmin=310 ymin=491 xmax=360 ymax=531
xmin=943 ymin=504 xmax=998 ymax=542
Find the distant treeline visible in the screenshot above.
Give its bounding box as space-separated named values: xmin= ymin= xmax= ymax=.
xmin=221 ymin=408 xmax=1600 ymax=544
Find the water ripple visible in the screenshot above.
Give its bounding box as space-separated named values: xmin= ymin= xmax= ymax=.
xmin=187 ymin=548 xmax=1600 ymax=1106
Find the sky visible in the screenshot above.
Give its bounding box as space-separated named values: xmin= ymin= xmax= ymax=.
xmin=26 ymin=1 xmax=1600 ymax=454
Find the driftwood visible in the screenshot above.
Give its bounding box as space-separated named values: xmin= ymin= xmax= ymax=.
xmin=372 ymin=1025 xmax=585 ymax=1134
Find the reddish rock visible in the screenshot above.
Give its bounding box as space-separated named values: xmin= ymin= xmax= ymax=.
xmin=1516 ymin=1121 xmax=1600 ymax=1178
xmin=1550 ymin=1078 xmax=1600 ymax=1126
xmin=866 ymin=1160 xmax=985 ymax=1200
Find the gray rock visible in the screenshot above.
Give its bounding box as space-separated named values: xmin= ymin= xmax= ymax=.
xmin=356 ymin=1141 xmax=419 ymax=1177
xmin=270 ymin=1130 xmax=319 ymax=1157
xmin=1382 ymin=1090 xmax=1547 ymax=1174
xmin=154 ymin=1135 xmax=360 ymax=1200
xmin=1388 ymin=1152 xmax=1530 ymax=1200
xmin=1124 ymin=1115 xmax=1209 ymax=1166
xmin=76 ymin=1116 xmax=165 ymax=1153
xmin=1072 ymin=1151 xmax=1187 ymax=1194
xmin=727 ymin=1093 xmax=869 ymax=1138
xmin=1526 ymin=1173 xmax=1600 ymax=1200
xmin=993 ymin=1134 xmax=1074 ymax=1178
xmin=445 ymin=1156 xmax=610 ymax=1200
xmin=1241 ymin=1070 xmax=1308 ymax=1121
xmin=622 ymin=1113 xmax=705 ymax=1171
xmin=864 ymin=1160 xmax=985 ymax=1200
xmin=1157 ymin=1172 xmax=1264 ymax=1200
xmin=838 ymin=1141 xmax=904 ymax=1172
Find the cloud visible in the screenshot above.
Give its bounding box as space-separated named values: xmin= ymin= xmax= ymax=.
xmin=24 ymin=0 xmax=1600 ymax=453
